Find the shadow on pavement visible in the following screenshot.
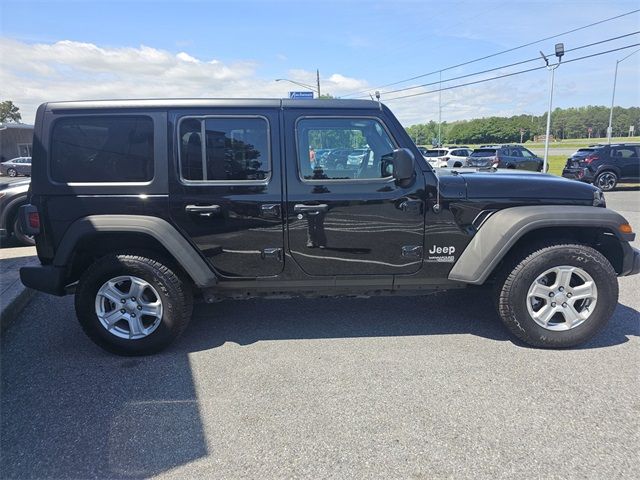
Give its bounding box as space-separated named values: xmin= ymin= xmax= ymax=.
xmin=1 ymin=294 xmax=207 ymax=479
xmin=1 ymin=289 xmax=638 ymax=479
xmin=181 ymin=290 xmax=639 ymax=352
xmin=612 ymin=185 xmax=640 ymax=192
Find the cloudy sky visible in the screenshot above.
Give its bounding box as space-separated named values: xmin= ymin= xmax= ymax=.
xmin=1 ymin=0 xmax=639 ymax=126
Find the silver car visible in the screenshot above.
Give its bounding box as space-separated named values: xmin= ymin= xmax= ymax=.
xmin=0 ymin=157 xmax=32 ymax=177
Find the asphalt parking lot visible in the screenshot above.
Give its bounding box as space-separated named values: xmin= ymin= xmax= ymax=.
xmin=1 ymin=189 xmax=638 ymax=479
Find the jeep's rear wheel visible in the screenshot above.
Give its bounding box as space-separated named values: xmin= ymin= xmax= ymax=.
xmin=496 ymin=244 xmax=617 ymax=348
xmin=75 ymin=254 xmax=192 ymax=355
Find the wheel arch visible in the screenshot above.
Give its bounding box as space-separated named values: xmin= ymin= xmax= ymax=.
xmin=448 ymin=206 xmax=634 ymax=285
xmin=54 ymin=215 xmax=217 ymax=288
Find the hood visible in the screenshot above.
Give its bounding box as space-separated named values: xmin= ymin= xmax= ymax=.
xmin=462 ymin=170 xmax=597 ymax=200
xmin=437 ymin=169 xmax=598 ymax=201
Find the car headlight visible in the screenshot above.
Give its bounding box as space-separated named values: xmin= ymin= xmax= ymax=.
xmin=593 ymin=189 xmax=606 ymax=208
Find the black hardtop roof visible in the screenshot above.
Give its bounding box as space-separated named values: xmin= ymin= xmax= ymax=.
xmin=43 ymin=98 xmax=382 ymax=112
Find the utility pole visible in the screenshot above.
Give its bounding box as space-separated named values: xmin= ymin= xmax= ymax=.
xmin=608 ymin=48 xmax=640 ymax=144
xmin=317 ymin=69 xmax=321 ymax=98
xmin=438 ymin=70 xmax=442 ymax=146
xmin=540 ymin=43 xmax=564 ymax=174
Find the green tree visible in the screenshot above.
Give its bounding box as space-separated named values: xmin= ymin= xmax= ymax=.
xmin=404 ymin=105 xmax=640 ymax=144
xmin=0 ymin=100 xmax=22 ymax=123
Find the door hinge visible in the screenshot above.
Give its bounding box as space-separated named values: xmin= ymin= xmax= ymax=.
xmin=402 ymin=245 xmax=423 ymax=258
xmin=261 ymin=248 xmax=283 ymax=261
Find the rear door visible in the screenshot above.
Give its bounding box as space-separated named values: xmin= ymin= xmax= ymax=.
xmin=168 ymin=109 xmax=284 ymax=278
xmin=284 ymin=111 xmax=425 ymax=276
xmin=611 ymin=146 xmax=640 ymax=180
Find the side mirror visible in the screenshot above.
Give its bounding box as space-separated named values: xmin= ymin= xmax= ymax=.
xmin=382 ymin=148 xmax=415 ymax=185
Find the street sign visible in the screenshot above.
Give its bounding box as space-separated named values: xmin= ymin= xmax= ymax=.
xmin=588 ymin=127 xmax=593 ymax=133
xmin=289 ymin=91 xmax=314 ymax=99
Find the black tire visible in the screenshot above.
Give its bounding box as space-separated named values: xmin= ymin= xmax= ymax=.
xmin=75 ymin=254 xmax=193 ymax=355
xmin=7 ymin=168 xmax=17 ymax=177
xmin=594 ymin=171 xmax=618 ymax=191
xmin=496 ymin=243 xmax=618 ymax=348
xmin=12 ymin=215 xmax=35 ymax=246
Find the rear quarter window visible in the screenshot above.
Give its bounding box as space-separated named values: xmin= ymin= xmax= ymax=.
xmin=50 ymin=116 xmax=154 ymax=183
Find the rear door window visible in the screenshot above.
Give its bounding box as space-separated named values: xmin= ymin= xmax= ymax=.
xmin=178 ymin=117 xmax=270 ymax=183
xmin=51 ymin=116 xmax=154 ymax=183
xmin=611 ymin=147 xmax=637 ymax=159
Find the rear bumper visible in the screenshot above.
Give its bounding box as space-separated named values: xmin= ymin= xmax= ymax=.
xmin=20 ymin=265 xmax=67 ymax=296
xmin=562 ymin=167 xmax=594 ymax=182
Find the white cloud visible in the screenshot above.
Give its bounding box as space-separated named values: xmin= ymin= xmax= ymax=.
xmin=4 ymin=37 xmax=616 ymax=129
xmin=0 ymin=38 xmax=375 ymax=124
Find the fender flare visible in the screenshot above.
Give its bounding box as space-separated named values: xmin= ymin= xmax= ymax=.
xmin=54 ymin=215 xmax=217 ymax=287
xmin=448 ymin=205 xmax=633 ymax=285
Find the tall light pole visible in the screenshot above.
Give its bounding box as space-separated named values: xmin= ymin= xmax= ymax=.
xmin=607 ymin=48 xmax=640 ymax=144
xmin=437 ymin=70 xmax=442 ymax=146
xmin=540 ymin=43 xmax=564 ymax=173
xmin=275 ymin=74 xmax=321 ymax=97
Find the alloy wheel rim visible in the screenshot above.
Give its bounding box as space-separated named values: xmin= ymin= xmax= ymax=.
xmin=95 ymin=275 xmax=163 ymax=339
xmin=597 ymin=173 xmax=616 ymax=190
xmin=526 ymin=265 xmax=598 ymax=331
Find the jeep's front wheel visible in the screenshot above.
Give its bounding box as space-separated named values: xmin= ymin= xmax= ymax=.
xmin=496 ymin=244 xmax=618 ymax=348
xmin=75 ymin=254 xmax=192 ymax=355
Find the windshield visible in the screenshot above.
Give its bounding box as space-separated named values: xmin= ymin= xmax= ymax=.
xmin=470 ymin=149 xmax=497 ymax=157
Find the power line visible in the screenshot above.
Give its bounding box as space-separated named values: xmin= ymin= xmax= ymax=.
xmin=383 ymin=43 xmax=640 ymax=102
xmin=352 ymin=31 xmax=639 ymax=99
xmin=339 ymin=9 xmax=640 ymax=98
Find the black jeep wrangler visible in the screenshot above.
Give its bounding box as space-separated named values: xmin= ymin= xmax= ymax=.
xmin=19 ymin=99 xmax=640 ymax=355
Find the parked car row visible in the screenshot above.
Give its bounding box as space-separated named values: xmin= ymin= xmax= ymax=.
xmin=419 ymin=144 xmax=545 ymax=172
xmin=417 ymin=141 xmax=639 ymax=190
xmin=0 ymin=156 xmax=32 ymax=177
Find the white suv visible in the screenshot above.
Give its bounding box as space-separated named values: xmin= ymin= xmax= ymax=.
xmin=423 ymin=147 xmax=472 ymax=168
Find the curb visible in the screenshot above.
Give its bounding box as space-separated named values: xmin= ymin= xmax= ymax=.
xmin=0 ymin=284 xmax=36 ymax=332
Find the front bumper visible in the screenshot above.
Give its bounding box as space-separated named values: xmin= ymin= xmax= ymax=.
xmin=621 ymin=244 xmax=640 ymax=277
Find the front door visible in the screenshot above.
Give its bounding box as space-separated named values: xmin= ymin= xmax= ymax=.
xmin=284 ymin=112 xmax=425 ymax=276
xmin=169 ymin=110 xmax=284 ymax=278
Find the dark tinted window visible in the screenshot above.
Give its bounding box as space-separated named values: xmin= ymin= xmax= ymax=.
xmin=424 ymin=149 xmax=447 ymax=157
xmin=51 ymin=116 xmax=154 ymax=183
xmin=470 ymin=149 xmax=497 ymax=157
xmin=179 ymin=117 xmax=270 ymax=182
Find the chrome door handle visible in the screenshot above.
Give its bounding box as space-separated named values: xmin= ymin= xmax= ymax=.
xmin=293 ymin=203 xmax=329 ymax=214
xmin=260 ymin=203 xmax=281 ymax=218
xmin=185 ymin=204 xmax=222 ymax=216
